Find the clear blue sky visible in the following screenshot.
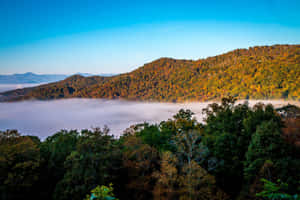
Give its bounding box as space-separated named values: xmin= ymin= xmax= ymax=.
xmin=0 ymin=0 xmax=300 ymax=74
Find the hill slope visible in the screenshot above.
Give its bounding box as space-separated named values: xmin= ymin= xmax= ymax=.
xmin=1 ymin=44 xmax=300 ymax=102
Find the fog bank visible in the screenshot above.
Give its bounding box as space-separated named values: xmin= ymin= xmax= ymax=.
xmin=0 ymin=99 xmax=297 ymax=139
xmin=0 ymin=83 xmax=43 ymax=93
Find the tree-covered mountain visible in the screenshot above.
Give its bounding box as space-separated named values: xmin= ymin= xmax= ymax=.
xmin=1 ymin=44 xmax=299 ymax=102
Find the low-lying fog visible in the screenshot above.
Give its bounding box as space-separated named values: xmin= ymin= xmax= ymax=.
xmin=0 ymin=83 xmax=43 ymax=93
xmin=0 ymin=99 xmax=297 ymax=139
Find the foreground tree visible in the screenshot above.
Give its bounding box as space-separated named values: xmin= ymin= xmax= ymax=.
xmin=256 ymin=179 xmax=300 ymax=200
xmin=121 ymin=134 xmax=159 ymax=200
xmin=0 ymin=130 xmax=40 ymax=200
xmin=153 ymin=112 xmax=228 ymax=200
xmin=54 ymin=127 xmax=121 ymax=200
xmin=244 ymin=120 xmax=287 ymax=183
xmin=244 ymin=120 xmax=300 ymax=196
xmin=153 ymin=151 xmax=179 ymax=200
xmin=201 ymin=97 xmax=285 ymax=197
xmin=84 ymin=183 xmax=118 ymax=200
xmin=39 ymin=130 xmax=79 ymax=200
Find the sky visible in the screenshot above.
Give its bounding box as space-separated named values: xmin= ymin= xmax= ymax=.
xmin=0 ymin=0 xmax=300 ymax=75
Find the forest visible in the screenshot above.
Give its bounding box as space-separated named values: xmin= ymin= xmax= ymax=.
xmin=1 ymin=45 xmax=300 ymax=102
xmin=1 ymin=97 xmax=300 ymax=200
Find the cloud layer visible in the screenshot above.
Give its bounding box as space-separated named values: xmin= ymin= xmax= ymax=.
xmin=0 ymin=98 xmax=296 ymax=139
xmin=0 ymin=83 xmax=41 ymax=93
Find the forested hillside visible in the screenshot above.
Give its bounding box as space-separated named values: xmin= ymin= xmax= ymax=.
xmin=1 ymin=45 xmax=300 ymax=102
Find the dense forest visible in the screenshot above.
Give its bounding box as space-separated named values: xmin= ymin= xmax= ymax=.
xmin=1 ymin=45 xmax=300 ymax=102
xmin=1 ymin=98 xmax=300 ymax=200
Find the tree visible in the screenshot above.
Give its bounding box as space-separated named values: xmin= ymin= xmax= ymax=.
xmin=84 ymin=183 xmax=118 ymax=200
xmin=173 ymin=129 xmax=226 ymax=200
xmin=39 ymin=130 xmax=79 ymax=200
xmin=135 ymin=123 xmax=175 ymax=152
xmin=0 ymin=130 xmax=41 ymax=200
xmin=178 ymin=160 xmax=227 ymax=200
xmin=202 ymin=98 xmax=251 ymax=195
xmin=201 ymin=97 xmax=287 ymax=197
xmin=256 ymin=179 xmax=300 ymax=200
xmin=121 ymin=135 xmax=159 ymax=200
xmin=54 ymin=127 xmax=120 ymax=200
xmin=153 ymin=128 xmax=228 ymax=200
xmin=244 ymin=120 xmax=300 ymax=195
xmin=244 ymin=120 xmax=287 ymax=183
xmin=153 ymin=151 xmax=179 ymax=200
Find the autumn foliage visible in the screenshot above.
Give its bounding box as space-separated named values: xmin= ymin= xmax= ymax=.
xmin=1 ymin=98 xmax=300 ymax=200
xmin=1 ymin=45 xmax=300 ymax=102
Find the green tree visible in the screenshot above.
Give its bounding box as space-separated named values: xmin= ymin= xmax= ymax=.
xmin=244 ymin=119 xmax=300 ymax=195
xmin=135 ymin=123 xmax=175 ymax=152
xmin=39 ymin=130 xmax=79 ymax=200
xmin=54 ymin=127 xmax=121 ymax=200
xmin=202 ymin=98 xmax=251 ymax=195
xmin=244 ymin=120 xmax=287 ymax=183
xmin=256 ymin=179 xmax=300 ymax=200
xmin=84 ymin=183 xmax=118 ymax=200
xmin=0 ymin=130 xmax=41 ymax=200
xmin=202 ymin=97 xmax=284 ymax=196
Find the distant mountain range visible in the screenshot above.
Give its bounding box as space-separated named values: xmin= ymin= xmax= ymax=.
xmin=1 ymin=44 xmax=299 ymax=102
xmin=0 ymin=72 xmax=115 ymax=84
xmin=0 ymin=72 xmax=67 ymax=84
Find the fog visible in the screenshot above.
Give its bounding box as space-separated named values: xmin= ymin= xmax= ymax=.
xmin=0 ymin=99 xmax=297 ymax=139
xmin=0 ymin=83 xmax=43 ymax=93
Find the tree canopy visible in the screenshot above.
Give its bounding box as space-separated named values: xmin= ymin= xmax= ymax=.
xmin=1 ymin=98 xmax=299 ymax=200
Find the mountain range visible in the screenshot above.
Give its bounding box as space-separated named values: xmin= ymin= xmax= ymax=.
xmin=1 ymin=44 xmax=299 ymax=102
xmin=0 ymin=72 xmax=67 ymax=84
xmin=0 ymin=72 xmax=115 ymax=84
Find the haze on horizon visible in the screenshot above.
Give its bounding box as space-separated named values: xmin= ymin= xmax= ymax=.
xmin=0 ymin=0 xmax=300 ymax=75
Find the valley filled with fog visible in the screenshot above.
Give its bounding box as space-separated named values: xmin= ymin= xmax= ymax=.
xmin=0 ymin=83 xmax=43 ymax=93
xmin=0 ymin=98 xmax=297 ymax=139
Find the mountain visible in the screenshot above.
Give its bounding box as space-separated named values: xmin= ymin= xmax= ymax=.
xmin=0 ymin=72 xmax=68 ymax=84
xmin=75 ymin=73 xmax=116 ymax=77
xmin=0 ymin=72 xmax=115 ymax=84
xmin=1 ymin=44 xmax=299 ymax=102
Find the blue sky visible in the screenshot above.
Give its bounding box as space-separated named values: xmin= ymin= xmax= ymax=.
xmin=0 ymin=0 xmax=300 ymax=74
